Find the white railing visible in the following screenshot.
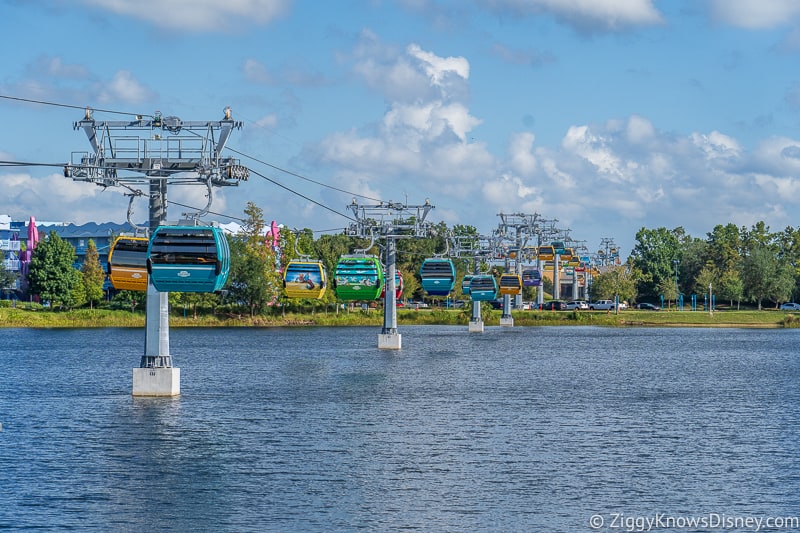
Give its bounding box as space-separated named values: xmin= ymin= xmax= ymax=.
xmin=0 ymin=239 xmax=21 ymax=251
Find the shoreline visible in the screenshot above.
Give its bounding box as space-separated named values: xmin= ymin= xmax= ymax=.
xmin=1 ymin=307 xmax=796 ymax=329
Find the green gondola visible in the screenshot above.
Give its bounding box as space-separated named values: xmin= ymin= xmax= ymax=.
xmin=334 ymin=255 xmax=384 ymax=301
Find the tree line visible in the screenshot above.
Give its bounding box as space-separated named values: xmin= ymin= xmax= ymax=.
xmin=591 ymin=222 xmax=800 ymax=310
xmin=6 ymin=203 xmax=800 ymax=313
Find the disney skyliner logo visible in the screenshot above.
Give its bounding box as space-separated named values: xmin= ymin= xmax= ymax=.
xmin=589 ymin=512 xmax=800 ymax=532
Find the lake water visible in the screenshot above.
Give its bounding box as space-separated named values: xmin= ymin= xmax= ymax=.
xmin=1 ymin=325 xmax=799 ymax=532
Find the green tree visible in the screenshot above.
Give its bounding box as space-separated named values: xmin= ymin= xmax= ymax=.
xmin=741 ymin=246 xmax=792 ymax=309
xmin=590 ymin=265 xmax=637 ymax=304
xmin=631 ymin=227 xmax=681 ymax=301
xmin=706 ymin=223 xmax=742 ymax=272
xmin=694 ymin=265 xmax=717 ymax=307
xmin=112 ymin=289 xmax=142 ymax=312
xmin=226 ymin=202 xmax=282 ymax=316
xmin=679 ymin=238 xmax=709 ymax=294
xmin=657 ymin=277 xmax=678 ymax=308
xmin=0 ymin=260 xmax=18 ymax=298
xmin=70 ymin=277 xmax=88 ymax=309
xmin=718 ymin=269 xmax=743 ymax=309
xmin=171 ymin=291 xmax=219 ymax=319
xmin=775 ymin=225 xmax=800 ymax=302
xmin=741 ymin=221 xmax=773 ymax=254
xmin=27 ymin=231 xmax=81 ymax=309
xmin=81 ymin=239 xmax=106 ymax=309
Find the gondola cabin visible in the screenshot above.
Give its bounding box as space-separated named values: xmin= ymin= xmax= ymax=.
xmin=107 ymin=236 xmax=150 ymax=292
xmin=334 ymin=256 xmax=384 ymax=301
xmin=283 ymin=260 xmax=327 ymax=299
xmin=538 ymin=245 xmax=555 ymax=260
xmin=380 ymin=270 xmax=404 ymax=299
xmin=468 ymin=275 xmax=498 ymax=301
xmin=146 ymin=225 xmax=230 ymax=293
xmin=461 ymin=274 xmax=473 ymax=296
xmin=521 ymin=268 xmax=542 ymax=287
xmin=560 ymin=247 xmax=574 ymax=261
xmin=420 ymin=258 xmax=456 ymax=296
xmin=498 ymin=273 xmax=523 ymax=296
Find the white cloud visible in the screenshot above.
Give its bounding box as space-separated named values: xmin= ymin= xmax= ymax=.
xmin=0 ymin=172 xmax=132 ymax=224
xmin=309 ymin=38 xmax=490 ymax=204
xmin=626 ymin=115 xmax=655 ymax=144
xmin=477 ymin=0 xmax=664 ymax=32
xmin=482 ymin=172 xmax=539 ymax=205
xmin=562 ymin=125 xmax=627 ymax=182
xmin=352 ymin=33 xmax=471 ymax=103
xmin=690 ymin=131 xmax=742 ymax=161
xmin=96 ymin=70 xmax=155 ymax=104
xmin=28 ymin=56 xmax=89 ymax=79
xmin=708 ymin=0 xmax=800 ymax=29
xmin=406 ymin=44 xmax=470 ymax=90
xmin=243 ymin=59 xmax=274 ymax=84
xmin=508 ymin=132 xmax=538 ymax=176
xmin=751 ymin=136 xmax=800 ymax=176
xmin=752 ymin=173 xmax=800 ymax=201
xmin=253 ymin=114 xmax=279 ymax=129
xmin=382 ymin=102 xmax=481 ymax=144
xmin=80 ymin=0 xmax=291 ymax=31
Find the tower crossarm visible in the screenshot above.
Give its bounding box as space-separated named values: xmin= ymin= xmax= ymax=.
xmin=65 ymin=108 xmax=249 ymax=186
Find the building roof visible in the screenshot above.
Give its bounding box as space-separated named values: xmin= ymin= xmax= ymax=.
xmin=37 ymin=222 xmax=140 ymax=238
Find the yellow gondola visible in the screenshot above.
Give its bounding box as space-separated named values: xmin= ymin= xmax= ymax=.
xmin=107 ymin=236 xmax=149 ymax=291
xmin=283 ymin=260 xmax=327 ymax=299
xmin=498 ymin=273 xmax=522 ymax=296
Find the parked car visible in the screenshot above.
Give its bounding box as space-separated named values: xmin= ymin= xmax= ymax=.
xmin=780 ymin=302 xmax=800 ymax=310
xmin=542 ymin=300 xmax=567 ymax=311
xmin=564 ymin=300 xmax=589 ymax=310
xmin=489 ymin=298 xmax=504 ymax=310
xmin=635 ymin=302 xmax=661 ymax=310
xmin=589 ymin=299 xmax=618 ymax=310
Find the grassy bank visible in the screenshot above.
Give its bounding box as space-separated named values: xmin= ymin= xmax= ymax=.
xmin=2 ymin=305 xmax=799 ymax=328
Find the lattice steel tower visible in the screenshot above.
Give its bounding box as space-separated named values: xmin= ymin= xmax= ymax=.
xmin=66 ymin=107 xmax=248 ymax=395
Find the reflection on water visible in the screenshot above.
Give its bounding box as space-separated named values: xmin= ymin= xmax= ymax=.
xmin=1 ymin=326 xmax=799 ymax=531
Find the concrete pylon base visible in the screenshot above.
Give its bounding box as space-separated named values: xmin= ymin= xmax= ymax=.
xmin=132 ymin=367 xmax=181 ymax=397
xmin=500 ymin=316 xmax=514 ymax=327
xmin=378 ymin=332 xmax=402 ymax=350
xmin=468 ymin=319 xmax=484 ymax=333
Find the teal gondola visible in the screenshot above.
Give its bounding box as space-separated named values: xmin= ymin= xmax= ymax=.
xmin=420 ymin=258 xmax=456 ymax=296
xmin=146 ymin=225 xmax=230 ymax=293
xmin=461 ymin=274 xmax=473 ymax=295
xmin=522 ymin=268 xmax=542 ymax=287
xmin=468 ymin=275 xmax=497 ymax=301
xmin=334 ymin=255 xmax=384 ymax=301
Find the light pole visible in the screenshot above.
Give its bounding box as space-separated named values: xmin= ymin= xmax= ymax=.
xmin=673 ymin=259 xmax=679 ymax=310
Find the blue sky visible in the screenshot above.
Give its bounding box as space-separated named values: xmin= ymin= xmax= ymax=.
xmin=3 ymin=0 xmax=800 ymax=257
